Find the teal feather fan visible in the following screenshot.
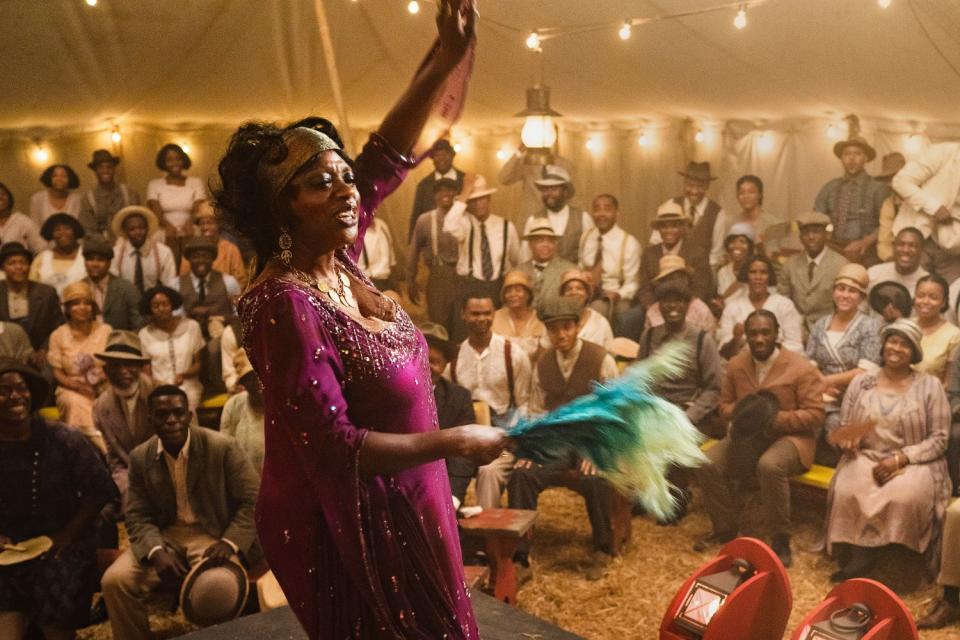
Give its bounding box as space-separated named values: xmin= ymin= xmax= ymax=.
xmin=508 ymin=341 xmax=708 ymax=521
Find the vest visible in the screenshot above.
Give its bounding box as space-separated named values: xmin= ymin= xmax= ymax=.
xmin=537 ymin=340 xmax=607 ymax=411
xmin=555 ymin=206 xmax=585 ymax=264
xmin=675 ymin=197 xmax=721 ymax=256
xmin=179 ymin=270 xmax=232 ymax=318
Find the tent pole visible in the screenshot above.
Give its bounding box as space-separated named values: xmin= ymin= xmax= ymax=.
xmin=312 ymin=0 xmax=356 ymax=154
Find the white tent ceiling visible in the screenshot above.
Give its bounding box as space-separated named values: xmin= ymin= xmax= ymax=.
xmin=2 ymin=0 xmax=960 ymax=133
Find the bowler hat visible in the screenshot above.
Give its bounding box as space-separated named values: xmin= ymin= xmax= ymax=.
xmin=179 ymin=558 xmax=249 ymax=628
xmin=87 ymin=149 xmax=121 ymax=170
xmin=40 ymin=212 xmax=84 ymax=241
xmin=0 ymin=357 xmax=50 ymax=411
xmin=677 ymin=161 xmax=717 ymax=182
xmin=95 ymin=330 xmax=151 ymax=363
xmin=0 ymin=242 xmax=32 ymax=266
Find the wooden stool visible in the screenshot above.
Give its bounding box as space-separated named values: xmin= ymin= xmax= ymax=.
xmin=458 ymin=508 xmax=537 ymax=605
xmin=556 ymin=470 xmax=632 ymax=556
xmin=462 ymin=565 xmax=489 ymax=590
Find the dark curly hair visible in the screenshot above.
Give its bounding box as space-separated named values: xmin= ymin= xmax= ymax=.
xmin=736 ymin=174 xmax=764 ymax=205
xmin=737 ymin=253 xmax=777 ymax=287
xmin=155 ymin=143 xmax=192 ymax=172
xmin=39 ymin=164 xmax=80 ymax=189
xmin=210 ymin=117 xmax=352 ymax=267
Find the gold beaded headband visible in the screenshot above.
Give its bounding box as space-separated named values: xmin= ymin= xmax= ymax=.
xmin=259 ymin=127 xmax=341 ymax=200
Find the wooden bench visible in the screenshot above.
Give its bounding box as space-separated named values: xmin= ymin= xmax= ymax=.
xmin=458 ymin=508 xmax=537 ymax=605
xmin=700 ymin=438 xmax=836 ymax=490
xmin=462 ymin=564 xmax=490 ymax=590
xmin=553 ymin=470 xmax=632 ymax=556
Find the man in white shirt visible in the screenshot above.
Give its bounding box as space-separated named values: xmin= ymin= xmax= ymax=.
xmin=521 ymin=165 xmax=594 ymax=264
xmin=358 ymin=217 xmax=397 ymax=292
xmin=867 ymin=227 xmax=928 ymax=297
xmin=409 ymin=139 xmax=464 ymax=240
xmin=447 ymin=295 xmax=531 ymax=508
xmin=110 ymin=205 xmax=176 ymax=294
xmin=443 ymin=174 xmax=521 ymax=312
xmin=652 ymin=162 xmax=727 ymax=268
xmin=579 ymin=194 xmax=641 ymax=326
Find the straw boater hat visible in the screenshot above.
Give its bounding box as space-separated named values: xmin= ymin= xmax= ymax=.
xmin=833 ymin=263 xmax=869 ymax=296
xmin=182 ymin=235 xmax=218 ymax=260
xmin=87 ymin=149 xmax=121 ymax=170
xmin=537 ymin=296 xmax=583 ymax=325
xmin=179 ymin=558 xmax=249 ymax=628
xmin=500 ymin=270 xmax=534 ymax=303
xmin=40 ymin=212 xmax=85 ymax=241
xmin=0 ymin=357 xmax=49 ymax=411
xmin=652 ymin=255 xmax=695 ymax=282
xmin=876 ymin=152 xmax=906 ymax=182
xmin=651 ymin=201 xmax=691 ymax=228
xmin=534 ymin=165 xmax=575 ymax=198
xmin=880 ymin=317 xmax=924 ymax=364
xmin=112 ymin=205 xmax=159 ymax=240
xmin=833 ymin=134 xmax=877 ymax=162
xmin=522 ymin=218 xmax=560 ymax=240
xmin=677 ymin=161 xmax=717 ymax=183
xmin=95 ymin=330 xmax=151 ymax=364
xmin=559 ymin=268 xmax=593 ymax=299
xmin=465 ymin=175 xmax=497 ymax=200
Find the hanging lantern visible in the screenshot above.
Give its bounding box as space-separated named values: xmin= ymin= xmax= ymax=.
xmin=515 ymin=85 xmax=561 ymax=165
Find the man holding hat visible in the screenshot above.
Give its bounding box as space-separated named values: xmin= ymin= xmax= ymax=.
xmin=101 ymin=384 xmax=260 ymax=640
xmin=498 ymin=143 xmax=574 ymax=219
xmin=518 ymin=216 xmax=575 ymax=308
xmin=94 ymin=330 xmax=154 ymax=509
xmin=110 ymin=205 xmax=176 ymax=293
xmin=0 ymin=242 xmax=63 ymax=372
xmin=444 ymin=174 xmax=521 ymax=315
xmin=653 ymin=161 xmax=726 ymax=268
xmin=408 ymin=177 xmax=462 ymax=334
xmin=82 ymin=236 xmax=143 ymax=331
xmin=637 ymin=201 xmax=714 ymax=308
xmin=521 ymin=165 xmax=593 ymax=264
xmin=875 ymin=152 xmax=907 ymax=262
xmin=409 ymin=139 xmax=465 ymax=240
xmin=778 ymin=211 xmax=849 ymax=332
xmin=814 ymin=132 xmax=888 ymax=266
xmin=79 ymin=149 xmax=140 ymax=243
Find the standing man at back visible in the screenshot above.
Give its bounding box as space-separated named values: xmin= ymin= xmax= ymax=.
xmin=654 ymin=162 xmax=726 ymax=269
xmin=521 ymin=165 xmax=593 ymax=264
xmin=408 ymin=178 xmax=462 ymax=335
xmin=409 ymin=139 xmax=464 ymax=241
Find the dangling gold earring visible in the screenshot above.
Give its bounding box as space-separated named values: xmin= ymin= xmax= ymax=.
xmin=278 ymin=226 xmax=293 ymax=267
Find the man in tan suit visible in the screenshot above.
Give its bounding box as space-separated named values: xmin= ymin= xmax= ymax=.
xmin=693 ymin=310 xmax=824 ymax=567
xmin=101 ymin=385 xmax=260 ymax=640
xmin=777 ymin=211 xmax=848 ymax=333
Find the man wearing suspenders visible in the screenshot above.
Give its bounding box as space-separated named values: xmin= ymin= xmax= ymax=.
xmin=79 ymin=149 xmax=141 ymax=243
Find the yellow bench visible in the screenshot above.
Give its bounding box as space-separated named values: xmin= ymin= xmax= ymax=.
xmin=700 ymin=439 xmax=835 ymax=490
xmin=38 ymin=406 xmax=60 ymax=421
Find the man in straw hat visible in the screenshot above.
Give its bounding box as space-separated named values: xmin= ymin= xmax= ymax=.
xmin=777 ymin=211 xmax=849 ymax=332
xmin=518 ymin=216 xmax=575 ymax=308
xmin=893 ymin=141 xmax=960 ymax=282
xmin=578 ymin=193 xmax=641 ymax=326
xmin=409 ymin=139 xmax=465 ymax=240
xmin=653 ymin=161 xmax=726 ymax=269
xmin=814 ymin=127 xmax=888 ymax=266
xmin=637 ymin=201 xmax=714 ymax=308
xmin=101 ymin=384 xmax=260 ymax=640
xmin=520 ymin=164 xmax=593 ymax=265
xmin=94 ymin=330 xmax=154 ymax=510
xmin=875 ymin=152 xmax=907 ymax=262
xmin=82 ymin=236 xmax=143 ymax=331
xmin=79 ymin=148 xmax=140 ymax=243
xmin=443 ymin=174 xmax=520 ymax=324
xmin=110 ymin=205 xmax=176 ymax=293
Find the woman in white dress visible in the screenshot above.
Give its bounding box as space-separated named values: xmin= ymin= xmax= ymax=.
xmin=146 ymin=143 xmax=206 ymax=262
xmin=29 ymin=213 xmax=87 ymax=297
xmin=138 ymin=284 xmax=204 ymax=410
xmin=29 ymin=164 xmax=82 ymax=225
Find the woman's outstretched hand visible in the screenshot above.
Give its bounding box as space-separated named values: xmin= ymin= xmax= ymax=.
xmin=451 ymin=424 xmax=507 ymax=466
xmin=435 ymin=0 xmax=477 ymax=71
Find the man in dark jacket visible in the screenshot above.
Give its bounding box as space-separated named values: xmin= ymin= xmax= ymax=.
xmin=409 ymin=139 xmax=465 ymax=241
xmin=82 ymin=237 xmax=144 ymax=331
xmin=0 ymin=242 xmax=62 ymax=371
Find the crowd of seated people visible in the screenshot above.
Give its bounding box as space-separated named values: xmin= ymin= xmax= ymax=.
xmin=6 ymin=131 xmax=960 ymax=635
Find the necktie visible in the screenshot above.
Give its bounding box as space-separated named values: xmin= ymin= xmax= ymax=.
xmin=688 ymin=205 xmax=697 ymax=224
xmin=590 ymin=234 xmax=605 ymax=292
xmin=134 ymin=250 xmax=144 ymax=293
xmin=480 ymin=222 xmax=494 ymax=281
xmin=198 ymin=276 xmax=207 ymax=304
xmin=807 ymin=259 xmax=816 ymax=283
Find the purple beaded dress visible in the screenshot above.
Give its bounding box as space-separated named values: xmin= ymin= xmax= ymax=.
xmin=239 ymin=134 xmax=478 ymax=639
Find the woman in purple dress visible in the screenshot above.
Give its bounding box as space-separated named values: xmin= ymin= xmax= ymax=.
xmin=214 ymin=3 xmax=505 ymax=638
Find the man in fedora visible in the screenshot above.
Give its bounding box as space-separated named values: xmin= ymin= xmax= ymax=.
xmin=814 ymin=133 xmax=888 ymax=266
xmin=637 ymin=202 xmax=714 ymax=308
xmin=408 ymin=178 xmax=462 ymax=334
xmin=578 ymin=194 xmax=641 ymax=326
xmin=778 ymin=211 xmax=849 ymax=332
xmin=0 ymin=242 xmax=62 ymax=373
xmin=893 ymin=142 xmax=960 ymax=282
xmin=409 ymin=139 xmax=465 ymax=241
xmin=110 ymin=205 xmax=176 ymax=293
xmin=94 ymin=330 xmax=154 ymax=509
xmin=498 ymin=143 xmax=574 ymax=219
xmin=101 ymin=384 xmax=260 ymax=640
xmin=518 ymin=217 xmax=575 ymax=309
xmin=82 ymin=236 xmax=143 ymax=331
xmin=444 ymin=174 xmax=520 ymax=321
xmin=876 ymin=152 xmax=907 ymax=262
xmin=521 ymin=165 xmax=593 ymax=264
xmin=79 ymin=149 xmax=141 ymax=243
xmin=654 ymin=161 xmax=726 ymax=268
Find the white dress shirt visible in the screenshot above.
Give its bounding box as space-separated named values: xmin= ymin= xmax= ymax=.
xmin=445 ymin=333 xmax=531 ymax=416
xmin=649 ymin=197 xmax=727 ymax=267
xmin=528 ymin=339 xmax=619 ymax=415
xmin=578 ymin=224 xmax=642 ymax=299
xmin=443 ymin=201 xmax=520 ymax=281
xmin=110 ymin=239 xmax=177 ymax=290
xmin=358 ymin=218 xmax=397 ymax=281
xmin=717 ymin=290 xmax=804 ymax=353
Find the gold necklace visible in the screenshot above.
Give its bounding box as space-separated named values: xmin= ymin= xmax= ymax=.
xmin=286 ymin=260 xmax=353 ymax=308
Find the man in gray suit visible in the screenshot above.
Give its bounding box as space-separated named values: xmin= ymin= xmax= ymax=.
xmin=101 ymin=385 xmax=260 ymax=640
xmin=518 ymin=218 xmax=575 ymax=309
xmin=82 ymin=236 xmax=144 ymax=331
xmin=778 ymin=211 xmax=848 ymax=332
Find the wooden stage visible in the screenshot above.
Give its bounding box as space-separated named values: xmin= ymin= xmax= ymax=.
xmin=182 ymin=591 xmax=583 ymax=639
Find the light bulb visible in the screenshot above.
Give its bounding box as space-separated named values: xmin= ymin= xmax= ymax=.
xmin=32 ymin=145 xmax=50 ymax=164
xmin=180 ymin=143 xmax=191 ymax=155
xmin=520 ymin=116 xmax=556 ymax=149
xmin=496 ymin=147 xmax=510 ymax=161
xmin=638 ymin=132 xmax=649 ymax=147
xmin=525 ymin=31 xmax=541 ymax=50
xmin=757 ymin=132 xmax=774 ymax=152
xmin=734 ymin=7 xmax=747 ymax=29
xmin=111 ymin=129 xmax=122 ymax=144
xmin=407 ymin=1 xmax=420 ymax=15
xmin=695 ymin=129 xmax=706 ymax=143
xmin=827 ymin=123 xmax=838 ymax=140
xmin=85 ymin=0 xmax=97 ymax=6
xmin=618 ymin=21 xmax=632 ymax=41
xmin=878 ymin=0 xmax=892 ymax=7
xmin=586 ymin=135 xmax=602 ymax=153
xmin=453 ymin=142 xmax=463 ymax=153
